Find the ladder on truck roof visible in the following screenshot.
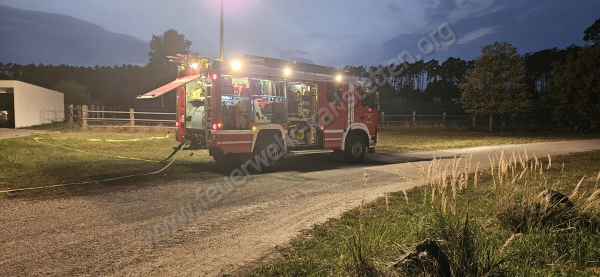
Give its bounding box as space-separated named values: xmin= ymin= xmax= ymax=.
xmin=238 ymin=55 xmax=370 ymax=86
xmin=168 ymin=54 xmax=370 ymax=86
xmin=240 ymin=54 xmax=346 ymax=77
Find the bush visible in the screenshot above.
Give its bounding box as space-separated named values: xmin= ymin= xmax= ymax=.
xmin=53 ymin=79 xmax=91 ymax=105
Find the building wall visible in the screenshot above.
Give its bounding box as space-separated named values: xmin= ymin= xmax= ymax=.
xmin=0 ymin=81 xmax=65 ymax=128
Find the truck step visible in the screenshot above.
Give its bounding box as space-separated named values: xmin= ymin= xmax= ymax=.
xmin=288 ymin=149 xmax=334 ymax=155
xmin=173 ymin=145 xmax=209 ymax=151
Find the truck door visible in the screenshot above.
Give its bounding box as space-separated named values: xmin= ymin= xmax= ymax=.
xmin=318 ymin=81 xmax=348 ymax=149
xmin=354 ymin=86 xmax=378 ymax=141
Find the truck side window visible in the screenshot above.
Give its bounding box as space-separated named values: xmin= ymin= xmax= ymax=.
xmin=327 ymin=82 xmax=342 ymax=102
xmin=221 ymin=75 xmax=251 ymax=130
xmin=361 ymin=88 xmax=376 ymax=109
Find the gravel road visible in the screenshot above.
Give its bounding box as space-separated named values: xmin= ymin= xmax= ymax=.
xmin=1 ymin=139 xmax=599 ymax=276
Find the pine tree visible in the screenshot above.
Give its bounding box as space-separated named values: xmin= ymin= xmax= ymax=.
xmin=148 ymin=29 xmax=192 ymax=71
xmin=584 ymin=18 xmax=600 ymax=44
xmin=545 ymin=45 xmax=600 ymax=130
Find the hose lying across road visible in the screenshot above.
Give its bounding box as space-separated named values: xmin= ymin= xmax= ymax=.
xmin=0 ymin=142 xmax=187 ymax=194
xmin=32 ymin=136 xmax=175 ymax=163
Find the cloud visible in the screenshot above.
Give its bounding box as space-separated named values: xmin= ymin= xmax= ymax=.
xmin=448 ymin=0 xmax=499 ymax=23
xmin=457 ymin=27 xmax=497 ymax=45
xmin=2 ymin=0 xmax=591 ymax=68
xmin=386 ymin=3 xmax=401 ymax=12
xmin=278 ymin=50 xmax=315 ymax=64
xmin=281 ymin=50 xmax=310 ymax=56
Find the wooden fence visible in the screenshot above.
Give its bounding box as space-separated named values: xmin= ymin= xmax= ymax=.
xmin=380 ymin=112 xmax=477 ymax=127
xmin=379 ymin=112 xmax=538 ymax=129
xmin=65 ymin=106 xmax=540 ymax=129
xmin=67 ymin=104 xmax=176 ymax=128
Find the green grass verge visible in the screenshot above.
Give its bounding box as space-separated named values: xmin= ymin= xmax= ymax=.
xmin=244 ymin=150 xmax=600 ymax=276
xmin=0 ymin=123 xmax=219 ymax=198
xmin=377 ymin=128 xmax=600 ymax=154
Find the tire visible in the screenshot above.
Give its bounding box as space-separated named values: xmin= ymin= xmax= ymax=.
xmin=212 ymin=151 xmax=242 ymax=167
xmin=252 ymin=138 xmax=284 ymax=171
xmin=343 ymin=134 xmax=366 ymax=164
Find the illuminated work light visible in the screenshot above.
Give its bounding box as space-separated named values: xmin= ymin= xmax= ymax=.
xmin=190 ymin=63 xmax=199 ymax=69
xmin=231 ymin=60 xmax=242 ymax=71
xmin=336 ymin=75 xmax=343 ymax=82
xmin=284 ymin=68 xmax=292 ymax=76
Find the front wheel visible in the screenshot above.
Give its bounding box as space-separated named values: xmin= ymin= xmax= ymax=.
xmin=252 ymin=139 xmax=285 ymax=172
xmin=343 ymin=134 xmax=366 ymax=164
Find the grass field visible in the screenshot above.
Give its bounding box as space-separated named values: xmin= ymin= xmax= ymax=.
xmin=377 ymin=127 xmax=600 ymax=154
xmin=0 ymin=123 xmax=218 ymax=198
xmin=245 ymin=150 xmax=600 ymax=276
xmin=1 ymin=123 xmax=599 ymax=198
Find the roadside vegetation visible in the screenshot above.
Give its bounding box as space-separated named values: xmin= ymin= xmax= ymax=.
xmin=0 ymin=123 xmax=218 ymax=198
xmin=2 ymin=122 xmax=599 ymax=198
xmin=245 ymin=150 xmax=600 ymax=276
xmin=377 ymin=126 xmax=600 ymax=155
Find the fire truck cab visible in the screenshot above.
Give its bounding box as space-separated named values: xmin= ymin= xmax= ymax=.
xmin=138 ymin=54 xmax=378 ymax=165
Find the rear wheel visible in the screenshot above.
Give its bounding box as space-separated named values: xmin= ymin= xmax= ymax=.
xmin=343 ymin=134 xmax=366 ymax=164
xmin=212 ymin=151 xmax=242 ymax=167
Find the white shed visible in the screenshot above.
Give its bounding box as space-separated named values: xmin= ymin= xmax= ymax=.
xmin=0 ymin=80 xmax=65 ymax=128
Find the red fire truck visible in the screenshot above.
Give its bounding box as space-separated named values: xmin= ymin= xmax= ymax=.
xmin=137 ymin=54 xmax=378 ymax=166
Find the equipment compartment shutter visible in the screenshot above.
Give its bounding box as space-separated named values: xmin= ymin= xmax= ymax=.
xmin=136 ymin=74 xmax=201 ymax=99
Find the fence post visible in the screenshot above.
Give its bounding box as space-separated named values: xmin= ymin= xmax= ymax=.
xmin=68 ymin=104 xmax=73 ymax=123
xmin=381 ymin=112 xmax=385 ymax=127
xmin=443 ymin=112 xmax=447 ymax=128
xmin=473 ymin=116 xmax=476 ymax=128
xmin=130 ymin=108 xmax=135 ymax=126
xmin=101 ymin=106 xmax=105 ymax=119
xmin=412 ymin=111 xmax=416 ymax=127
xmin=82 ymin=105 xmax=88 ymax=127
xmin=76 ymin=105 xmax=82 ymax=124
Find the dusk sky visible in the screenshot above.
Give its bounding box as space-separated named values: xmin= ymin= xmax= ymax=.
xmin=0 ymin=0 xmax=598 ymax=67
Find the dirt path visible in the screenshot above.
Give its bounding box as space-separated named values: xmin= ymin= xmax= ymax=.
xmin=1 ymin=139 xmax=599 ymax=276
xmin=0 ymin=129 xmax=53 ymax=140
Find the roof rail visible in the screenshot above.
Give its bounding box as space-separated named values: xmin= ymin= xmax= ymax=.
xmin=239 ymin=54 xmax=347 ymax=76
xmin=167 ymin=54 xmax=369 ymax=86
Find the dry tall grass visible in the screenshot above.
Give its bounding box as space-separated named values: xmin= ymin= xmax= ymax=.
xmin=412 ymin=147 xmax=599 ymax=221
xmin=409 ymin=147 xmax=600 ymax=231
xmin=411 ymin=154 xmax=477 ymax=215
xmin=407 ymin=149 xmax=600 ymax=275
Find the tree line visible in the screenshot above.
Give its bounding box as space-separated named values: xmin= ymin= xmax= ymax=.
xmin=345 ymin=45 xmax=582 ymax=104
xmin=0 ymin=19 xmax=598 ymax=130
xmin=347 ymin=17 xmax=600 ymax=131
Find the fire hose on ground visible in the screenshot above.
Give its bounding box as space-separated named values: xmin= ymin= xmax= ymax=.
xmin=0 ymin=141 xmax=187 ymax=194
